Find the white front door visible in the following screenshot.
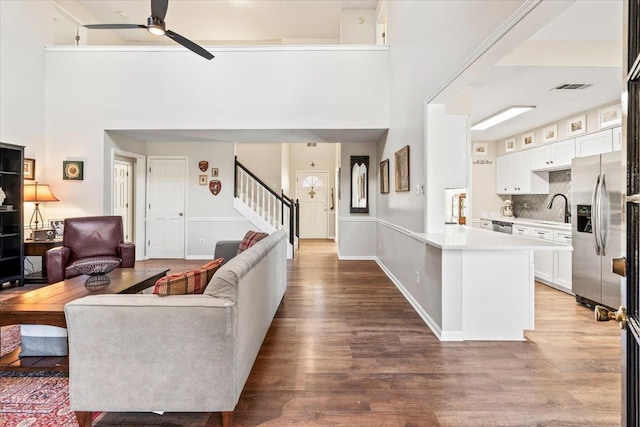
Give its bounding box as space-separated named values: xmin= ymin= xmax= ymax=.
xmin=296 ymin=171 xmax=328 ymax=239
xmin=147 ymin=158 xmax=186 ymax=258
xmin=114 ymin=159 xmax=133 ymax=241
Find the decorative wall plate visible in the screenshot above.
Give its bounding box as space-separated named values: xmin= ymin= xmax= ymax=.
xmin=63 ymin=161 xmax=84 ymax=180
xmin=209 ymin=179 xmax=221 ymax=195
xmin=198 ymin=160 xmax=209 ymax=172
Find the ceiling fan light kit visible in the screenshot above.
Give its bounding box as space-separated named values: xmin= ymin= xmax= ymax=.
xmin=146 ymin=16 xmax=166 ymax=36
xmin=84 ymin=0 xmax=213 ymax=60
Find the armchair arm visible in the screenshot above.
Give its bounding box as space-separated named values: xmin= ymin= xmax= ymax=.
xmin=64 ymin=295 xmax=238 ymax=412
xmin=117 ymin=242 xmax=135 ymax=267
xmin=45 ymin=246 xmax=71 ymax=284
xmin=214 ymin=240 xmax=241 ymax=264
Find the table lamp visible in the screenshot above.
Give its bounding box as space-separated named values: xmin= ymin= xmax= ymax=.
xmin=24 ymin=182 xmax=59 ymax=230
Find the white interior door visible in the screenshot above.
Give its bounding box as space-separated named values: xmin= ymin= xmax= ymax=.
xmin=147 ymin=158 xmax=186 ymax=258
xmin=296 ymin=171 xmax=328 ymax=239
xmin=114 ymin=159 xmax=133 ymax=241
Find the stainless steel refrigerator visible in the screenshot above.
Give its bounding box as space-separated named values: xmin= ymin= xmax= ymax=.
xmin=571 ymin=151 xmax=622 ymax=309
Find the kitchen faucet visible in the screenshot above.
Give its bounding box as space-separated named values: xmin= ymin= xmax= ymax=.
xmin=547 ymin=193 xmax=571 ymax=224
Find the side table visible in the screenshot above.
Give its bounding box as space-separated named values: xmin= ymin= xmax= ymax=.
xmin=24 ymin=239 xmax=63 ymax=284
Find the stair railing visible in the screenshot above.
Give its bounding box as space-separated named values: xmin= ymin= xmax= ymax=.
xmin=234 ymin=156 xmax=297 ymax=247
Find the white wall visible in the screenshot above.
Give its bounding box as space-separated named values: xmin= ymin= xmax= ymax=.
xmin=0 ymin=0 xmax=50 ymax=179
xmin=43 ymin=47 xmax=388 ymax=221
xmin=236 ymin=143 xmax=283 ymax=192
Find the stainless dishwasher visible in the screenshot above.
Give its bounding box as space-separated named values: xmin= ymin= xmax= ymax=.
xmin=491 ymin=220 xmax=513 ymax=234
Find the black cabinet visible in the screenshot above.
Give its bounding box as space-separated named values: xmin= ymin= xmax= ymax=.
xmin=0 ymin=142 xmax=24 ymax=288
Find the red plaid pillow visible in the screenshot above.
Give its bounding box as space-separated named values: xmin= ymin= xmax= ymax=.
xmin=200 ymin=258 xmax=225 ymax=283
xmin=237 ymin=231 xmax=269 ymax=254
xmin=153 ymin=268 xmax=208 ymax=296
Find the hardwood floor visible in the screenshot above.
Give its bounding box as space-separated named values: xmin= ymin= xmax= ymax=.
xmin=2 ymin=240 xmax=622 ymax=426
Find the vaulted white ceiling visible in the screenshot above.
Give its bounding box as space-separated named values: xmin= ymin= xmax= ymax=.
xmin=53 ymin=0 xmax=624 ymax=144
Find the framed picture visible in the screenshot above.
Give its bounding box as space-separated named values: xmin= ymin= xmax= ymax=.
xmin=472 ymin=142 xmax=488 ymax=156
xmin=63 ymin=160 xmax=84 ymax=180
xmin=50 ymin=219 xmax=64 ymax=238
xmin=394 ymin=145 xmax=410 ymax=192
xmin=598 ymin=105 xmax=622 ymax=128
xmin=199 ymin=174 xmax=207 ymax=185
xmin=542 ymin=124 xmax=558 ymax=143
xmin=521 ymin=132 xmax=535 ymax=148
xmin=211 ymin=168 xmax=219 ymax=177
xmin=567 ymin=115 xmax=587 ymax=136
xmin=505 ymin=138 xmax=516 ymax=152
xmin=380 ymin=159 xmax=389 ymax=194
xmin=24 ymin=158 xmax=35 ymax=180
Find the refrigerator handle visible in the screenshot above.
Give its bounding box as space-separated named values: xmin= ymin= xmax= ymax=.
xmin=599 ymin=174 xmax=609 ymax=256
xmin=592 ymin=174 xmax=601 ymax=256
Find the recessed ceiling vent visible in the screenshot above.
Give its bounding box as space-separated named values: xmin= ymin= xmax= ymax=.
xmin=552 ymin=83 xmax=593 ymax=90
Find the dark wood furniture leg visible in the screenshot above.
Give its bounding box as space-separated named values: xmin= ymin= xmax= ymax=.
xmin=74 ymin=411 xmax=93 ymax=427
xmin=222 ymin=411 xmax=233 ymax=427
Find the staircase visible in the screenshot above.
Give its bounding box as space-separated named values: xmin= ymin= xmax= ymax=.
xmin=234 ymin=156 xmax=298 ymax=258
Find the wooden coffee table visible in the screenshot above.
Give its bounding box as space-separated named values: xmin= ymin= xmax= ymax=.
xmin=0 ymin=268 xmax=168 ymax=371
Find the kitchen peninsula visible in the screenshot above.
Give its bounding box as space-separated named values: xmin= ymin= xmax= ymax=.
xmin=409 ymin=225 xmax=571 ymax=341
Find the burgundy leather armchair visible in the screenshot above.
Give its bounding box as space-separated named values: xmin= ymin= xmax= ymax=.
xmin=45 ymin=216 xmax=135 ymax=284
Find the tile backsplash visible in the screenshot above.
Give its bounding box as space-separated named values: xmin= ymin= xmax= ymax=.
xmin=512 ymin=170 xmax=571 ymax=222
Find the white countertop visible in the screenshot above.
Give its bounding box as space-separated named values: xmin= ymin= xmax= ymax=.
xmin=480 ymin=215 xmax=571 ymax=231
xmin=412 ymin=225 xmax=572 ymax=250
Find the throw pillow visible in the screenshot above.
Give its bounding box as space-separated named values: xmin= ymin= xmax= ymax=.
xmin=200 ymin=258 xmax=225 ymax=283
xmin=237 ymin=230 xmax=269 ymax=254
xmin=153 ymin=268 xmax=208 ymax=296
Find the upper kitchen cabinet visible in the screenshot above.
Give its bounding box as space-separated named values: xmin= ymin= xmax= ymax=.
xmin=529 ymin=138 xmax=575 ymax=171
xmin=575 ymin=128 xmax=616 ymax=157
xmin=612 ymin=126 xmax=622 ymax=151
xmin=496 ymin=150 xmax=549 ymax=195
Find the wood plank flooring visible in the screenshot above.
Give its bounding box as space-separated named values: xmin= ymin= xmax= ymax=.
xmin=2 ymin=240 xmax=622 ymax=426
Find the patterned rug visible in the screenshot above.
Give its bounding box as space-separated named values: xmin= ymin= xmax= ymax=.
xmin=1 ymin=325 xmax=21 ymax=357
xmin=0 ymin=376 xmax=79 ymax=427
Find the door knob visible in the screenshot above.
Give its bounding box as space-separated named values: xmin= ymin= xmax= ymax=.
xmin=178 ymin=212 xmax=184 ymax=217
xmin=595 ymin=305 xmax=628 ymax=329
xmin=612 ymin=256 xmax=626 ymax=277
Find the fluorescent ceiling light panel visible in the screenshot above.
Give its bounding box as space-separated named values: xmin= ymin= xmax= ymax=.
xmin=471 ymin=106 xmax=535 ymax=131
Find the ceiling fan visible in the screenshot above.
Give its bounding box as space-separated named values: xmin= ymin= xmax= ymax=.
xmin=84 ymin=0 xmax=214 ymax=60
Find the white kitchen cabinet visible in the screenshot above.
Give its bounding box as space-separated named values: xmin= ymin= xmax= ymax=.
xmin=612 ymin=126 xmax=622 ymax=152
xmin=496 ymin=155 xmax=510 ymax=194
xmin=553 ymin=230 xmax=572 ymax=291
xmin=549 ymin=139 xmax=576 ymax=169
xmin=511 ymin=224 xmax=571 ymax=293
xmin=495 ymin=151 xmax=549 ymax=195
xmin=531 ymin=227 xmax=554 ymax=283
xmin=575 ymin=129 xmax=613 ymax=157
xmin=529 ymin=138 xmax=575 ymax=171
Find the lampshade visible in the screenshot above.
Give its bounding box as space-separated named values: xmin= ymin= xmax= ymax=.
xmin=24 ymin=183 xmax=59 ymax=203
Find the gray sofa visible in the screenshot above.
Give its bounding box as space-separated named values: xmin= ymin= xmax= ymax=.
xmin=64 ymin=230 xmax=287 ymax=427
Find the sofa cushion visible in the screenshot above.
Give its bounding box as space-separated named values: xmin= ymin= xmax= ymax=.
xmin=20 ymin=325 xmax=68 ymax=357
xmin=237 ymin=231 xmax=269 ymax=254
xmin=153 ymin=269 xmax=208 ymax=295
xmin=200 ymin=258 xmax=225 ymax=282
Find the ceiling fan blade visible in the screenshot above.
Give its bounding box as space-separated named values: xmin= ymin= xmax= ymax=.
xmin=84 ymin=24 xmax=146 ymax=30
xmin=151 ymin=0 xmax=169 ymax=21
xmin=166 ymin=30 xmax=214 ymax=60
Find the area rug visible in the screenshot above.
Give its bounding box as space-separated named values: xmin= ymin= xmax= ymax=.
xmin=1 ymin=325 xmax=21 ymax=357
xmin=0 ymin=376 xmax=79 ymax=427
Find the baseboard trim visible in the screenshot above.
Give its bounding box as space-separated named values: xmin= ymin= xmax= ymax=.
xmin=338 ymin=253 xmax=376 ymax=261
